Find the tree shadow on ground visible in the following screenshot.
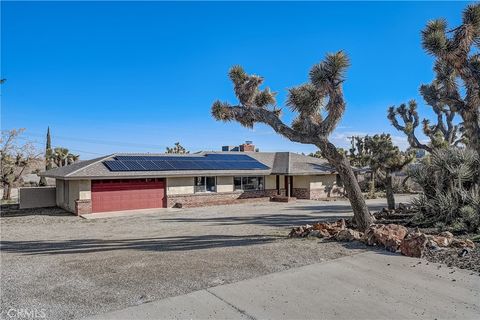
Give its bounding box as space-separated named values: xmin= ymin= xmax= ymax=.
xmin=158 ymin=213 xmax=351 ymax=228
xmin=0 ymin=234 xmax=280 ymax=256
xmin=286 ymin=202 xmax=389 ymax=214
xmin=0 ymin=205 xmax=72 ymax=217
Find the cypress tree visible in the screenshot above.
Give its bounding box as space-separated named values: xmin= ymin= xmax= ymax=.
xmin=39 ymin=127 xmax=52 ymax=186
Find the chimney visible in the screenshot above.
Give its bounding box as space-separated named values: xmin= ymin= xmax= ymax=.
xmin=239 ymin=141 xmax=255 ymax=152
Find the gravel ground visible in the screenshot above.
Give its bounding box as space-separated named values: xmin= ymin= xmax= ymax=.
xmin=424 ymin=246 xmax=480 ymax=274
xmin=2 ymin=198 xmax=415 ymax=320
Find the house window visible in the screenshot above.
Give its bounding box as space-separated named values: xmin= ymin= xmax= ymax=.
xmin=194 ymin=176 xmax=216 ymax=193
xmin=234 ymin=177 xmax=242 ymax=191
xmin=234 ymin=176 xmax=264 ymax=191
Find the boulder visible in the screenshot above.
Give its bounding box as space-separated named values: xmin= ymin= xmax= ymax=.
xmin=311 ymin=219 xmax=346 ymax=238
xmin=428 ymin=231 xmax=454 ymax=247
xmin=363 ymin=224 xmax=408 ymax=252
xmin=400 ymin=231 xmax=428 ymax=257
xmin=335 ymin=229 xmax=363 ymax=241
xmin=451 ymin=238 xmax=476 ymax=249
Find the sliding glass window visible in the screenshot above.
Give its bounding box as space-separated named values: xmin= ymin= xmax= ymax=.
xmin=194 ymin=176 xmax=216 ymax=193
xmin=233 ymin=176 xmax=264 ymax=191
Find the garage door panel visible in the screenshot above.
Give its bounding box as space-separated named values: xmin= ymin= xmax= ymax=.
xmin=91 ymin=179 xmax=166 ymax=213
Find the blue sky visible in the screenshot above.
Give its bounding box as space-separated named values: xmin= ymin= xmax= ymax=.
xmin=1 ymin=1 xmax=470 ymax=159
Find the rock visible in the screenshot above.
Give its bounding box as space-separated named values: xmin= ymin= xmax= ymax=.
xmin=426 ymin=239 xmax=441 ymax=251
xmin=335 ymin=229 xmax=363 ymax=241
xmin=451 ymin=238 xmax=476 ymax=249
xmin=429 ymin=234 xmax=453 ymax=247
xmin=438 ymin=231 xmax=454 ymax=238
xmin=311 ymin=219 xmax=347 ymax=238
xmin=400 ymin=231 xmax=428 ymax=258
xmin=308 ymin=230 xmax=322 ymax=238
xmin=362 ymin=224 xmax=408 ymax=252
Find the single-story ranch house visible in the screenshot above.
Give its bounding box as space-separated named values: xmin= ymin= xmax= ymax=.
xmin=40 ymin=152 xmax=344 ymax=215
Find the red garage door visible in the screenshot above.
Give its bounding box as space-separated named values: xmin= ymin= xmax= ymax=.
xmin=91 ymin=179 xmax=166 ymax=213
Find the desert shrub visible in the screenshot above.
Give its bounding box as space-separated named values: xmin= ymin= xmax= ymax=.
xmin=409 ymin=147 xmax=480 ymax=232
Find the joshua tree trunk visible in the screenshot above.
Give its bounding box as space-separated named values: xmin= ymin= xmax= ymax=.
xmin=385 ymin=172 xmax=395 ymax=210
xmin=2 ymin=184 xmax=12 ymax=200
xmin=317 ymin=138 xmax=374 ymax=230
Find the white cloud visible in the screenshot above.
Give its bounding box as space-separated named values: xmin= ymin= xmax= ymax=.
xmin=330 ymin=130 xmax=411 ymax=151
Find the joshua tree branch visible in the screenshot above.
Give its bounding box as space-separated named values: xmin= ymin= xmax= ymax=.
xmin=214 ymin=104 xmax=319 ymax=144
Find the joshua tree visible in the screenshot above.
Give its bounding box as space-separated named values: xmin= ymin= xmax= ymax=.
xmin=1 ymin=129 xmax=38 ymax=200
xmin=348 ymin=135 xmax=377 ymax=196
xmin=389 ymin=4 xmax=480 ymax=154
xmin=211 ymin=52 xmax=374 ymax=230
xmin=347 ymin=134 xmax=414 ymax=205
xmin=363 ymin=134 xmax=414 ymax=209
xmin=388 ymin=100 xmax=463 ymax=153
xmin=39 ymin=127 xmax=52 ymax=186
xmin=166 ymin=142 xmax=189 ymax=154
xmin=48 ymin=147 xmax=79 ymax=167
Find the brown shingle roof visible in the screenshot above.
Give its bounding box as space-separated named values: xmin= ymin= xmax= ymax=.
xmin=40 ymin=152 xmax=335 ymax=179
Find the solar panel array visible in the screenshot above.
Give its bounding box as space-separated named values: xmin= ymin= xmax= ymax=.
xmin=103 ymin=154 xmax=269 ymax=172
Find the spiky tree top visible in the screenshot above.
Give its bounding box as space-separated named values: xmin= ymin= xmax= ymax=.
xmin=348 ymin=134 xmax=414 ymax=173
xmin=166 ymin=142 xmax=189 ymax=154
xmin=389 ymin=4 xmax=480 ymax=154
xmin=212 ymin=51 xmax=349 ymax=144
xmin=363 ymin=134 xmax=414 ymax=174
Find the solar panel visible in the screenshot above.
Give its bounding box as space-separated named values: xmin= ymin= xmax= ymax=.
xmin=167 ymin=160 xmax=201 ymax=170
xmin=153 ymin=156 xmax=205 ymax=161
xmin=137 ymin=160 xmax=162 ymax=170
xmin=104 ymin=160 xmax=129 ymax=171
xmin=115 ymin=156 xmax=147 ymax=161
xmin=104 ymin=154 xmax=270 ymax=171
xmin=122 ymin=161 xmax=147 ymax=171
xmin=205 ymin=154 xmax=255 ymax=161
xmin=151 ymin=160 xmax=175 ymax=170
xmin=234 ymin=161 xmax=269 ymax=169
xmin=194 ymin=160 xmax=218 ymax=170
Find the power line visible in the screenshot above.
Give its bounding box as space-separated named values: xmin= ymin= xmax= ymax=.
xmin=17 ymin=137 xmax=104 ymax=155
xmin=22 ymin=132 xmax=168 ymax=149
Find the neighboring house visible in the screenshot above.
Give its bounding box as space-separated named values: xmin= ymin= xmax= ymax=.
xmin=40 ymin=152 xmax=344 ymax=215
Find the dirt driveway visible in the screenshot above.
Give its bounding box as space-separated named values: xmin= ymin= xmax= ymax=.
xmin=0 ymin=196 xmax=411 ymax=319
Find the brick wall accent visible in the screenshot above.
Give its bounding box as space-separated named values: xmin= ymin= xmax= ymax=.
xmin=309 ymin=186 xmax=344 ymax=200
xmin=292 ymin=188 xmax=309 ymax=199
xmin=167 ymin=189 xmax=276 ymax=208
xmin=264 ymin=188 xmax=286 ymax=197
xmin=75 ymin=199 xmax=92 ymax=215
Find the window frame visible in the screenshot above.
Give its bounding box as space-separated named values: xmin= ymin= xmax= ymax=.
xmin=194 ymin=176 xmax=217 ymax=193
xmin=233 ymin=176 xmax=265 ymax=191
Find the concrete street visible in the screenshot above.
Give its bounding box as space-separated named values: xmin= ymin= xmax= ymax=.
xmin=86 ymin=251 xmax=480 ymax=320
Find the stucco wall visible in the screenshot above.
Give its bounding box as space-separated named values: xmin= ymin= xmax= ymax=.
xmin=265 ymin=175 xmax=276 ymax=189
xmin=310 ymin=174 xmax=337 ymax=189
xmin=167 ymin=177 xmax=195 ymax=195
xmin=293 ymin=176 xmax=310 ymax=188
xmin=66 ymin=180 xmax=91 ymax=212
xmin=217 ymin=176 xmax=233 ymax=193
xmin=19 ymin=187 xmax=56 ymax=209
xmin=56 ymin=179 xmax=65 ymax=208
xmin=310 ymin=174 xmax=343 ymax=199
